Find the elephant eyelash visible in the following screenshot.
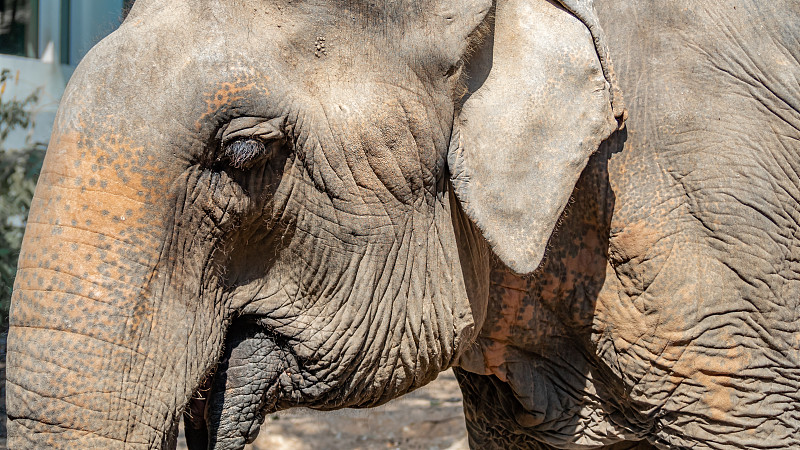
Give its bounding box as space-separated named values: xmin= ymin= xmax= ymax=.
xmin=219 ymin=136 xmax=289 ymax=171
xmin=463 ymin=7 xmax=494 ymax=58
xmin=445 ymin=61 xmax=464 ymax=79
xmin=222 ymin=138 xmax=269 ymax=170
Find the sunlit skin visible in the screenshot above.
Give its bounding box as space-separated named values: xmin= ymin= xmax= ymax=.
xmin=8 ymin=0 xmax=798 ymax=449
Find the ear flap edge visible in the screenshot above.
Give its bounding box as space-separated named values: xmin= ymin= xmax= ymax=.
xmin=449 ymin=0 xmax=621 ymax=275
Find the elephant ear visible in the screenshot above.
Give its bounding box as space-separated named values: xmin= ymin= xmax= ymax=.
xmin=449 ymin=0 xmax=625 ymax=274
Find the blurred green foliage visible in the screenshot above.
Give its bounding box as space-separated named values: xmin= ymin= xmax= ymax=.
xmin=0 ymin=68 xmax=47 ymax=329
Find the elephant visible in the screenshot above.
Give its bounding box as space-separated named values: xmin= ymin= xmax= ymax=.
xmin=454 ymin=1 xmax=800 ymax=449
xmin=5 ymin=0 xmax=799 ymax=449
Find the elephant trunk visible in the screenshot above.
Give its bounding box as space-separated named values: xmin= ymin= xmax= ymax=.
xmin=6 ymin=132 xmax=221 ymax=448
xmin=7 ymin=292 xmax=180 ymax=448
xmin=185 ymin=321 xmax=290 ymax=449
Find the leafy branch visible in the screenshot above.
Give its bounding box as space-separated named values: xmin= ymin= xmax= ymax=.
xmin=0 ymin=69 xmax=47 ymax=329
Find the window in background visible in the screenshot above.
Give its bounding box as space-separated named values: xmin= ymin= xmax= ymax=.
xmin=0 ymin=0 xmax=38 ymax=58
xmin=0 ymin=0 xmax=127 ymax=65
xmin=67 ymin=0 xmax=123 ymax=65
xmin=123 ymin=0 xmax=134 ymax=17
xmin=36 ymin=0 xmax=60 ymax=62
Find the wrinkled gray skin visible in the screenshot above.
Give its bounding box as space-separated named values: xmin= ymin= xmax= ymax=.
xmin=455 ymin=1 xmax=800 ymax=449
xmin=6 ymin=0 xmax=798 ymax=449
xmin=6 ymin=0 xmax=620 ymax=448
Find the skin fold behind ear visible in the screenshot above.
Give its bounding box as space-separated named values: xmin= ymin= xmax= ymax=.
xmin=449 ymin=0 xmax=621 ymax=274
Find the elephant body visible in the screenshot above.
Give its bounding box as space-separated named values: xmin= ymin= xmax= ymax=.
xmin=457 ymin=1 xmax=800 ymax=448
xmin=5 ymin=0 xmax=800 ymax=449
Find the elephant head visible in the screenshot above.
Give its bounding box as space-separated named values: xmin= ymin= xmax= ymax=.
xmin=7 ymin=0 xmax=622 ymax=447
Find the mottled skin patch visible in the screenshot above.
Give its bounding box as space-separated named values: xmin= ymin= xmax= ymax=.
xmin=456 ymin=1 xmax=800 ymax=449
xmin=458 ymin=136 xmax=639 ymax=448
xmin=9 ymin=120 xmax=183 ymax=446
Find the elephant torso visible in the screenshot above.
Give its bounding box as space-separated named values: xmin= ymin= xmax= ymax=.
xmin=456 ymin=1 xmax=800 ymax=448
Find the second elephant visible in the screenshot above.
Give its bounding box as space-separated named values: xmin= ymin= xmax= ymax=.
xmin=456 ymin=0 xmax=800 ymax=449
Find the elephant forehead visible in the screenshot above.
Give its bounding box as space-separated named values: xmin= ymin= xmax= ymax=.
xmin=93 ymin=11 xmax=455 ymax=149
xmin=128 ymin=0 xmax=487 ymax=89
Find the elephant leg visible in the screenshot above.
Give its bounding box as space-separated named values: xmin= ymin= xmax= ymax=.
xmin=184 ymin=321 xmax=296 ymax=450
xmin=453 ymin=368 xmax=658 ymax=450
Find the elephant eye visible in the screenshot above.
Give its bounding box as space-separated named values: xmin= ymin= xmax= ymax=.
xmin=217 ymin=116 xmax=287 ymax=170
xmin=222 ymin=138 xmax=270 ymax=170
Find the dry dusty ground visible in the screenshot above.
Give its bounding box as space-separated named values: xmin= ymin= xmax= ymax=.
xmin=177 ymin=369 xmax=470 ymax=450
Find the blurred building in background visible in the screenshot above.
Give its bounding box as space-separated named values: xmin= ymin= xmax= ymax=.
xmin=0 ymin=0 xmax=131 ymax=146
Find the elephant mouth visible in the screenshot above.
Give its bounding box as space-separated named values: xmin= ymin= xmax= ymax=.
xmin=184 ymin=319 xmax=299 ymax=449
